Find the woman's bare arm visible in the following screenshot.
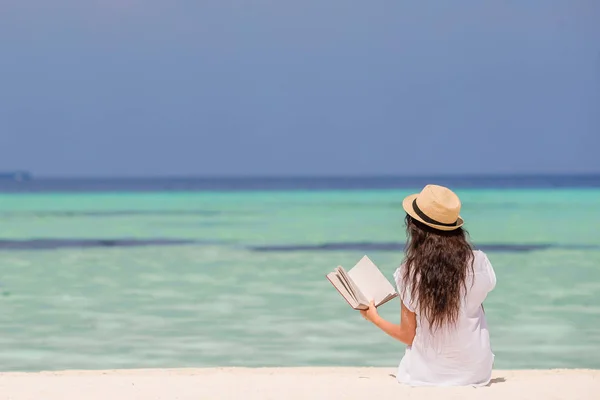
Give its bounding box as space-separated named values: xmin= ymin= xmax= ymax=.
xmin=361 ymin=300 xmax=417 ymax=346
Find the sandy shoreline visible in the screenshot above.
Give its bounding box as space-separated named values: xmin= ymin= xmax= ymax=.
xmin=0 ymin=368 xmax=598 ymax=399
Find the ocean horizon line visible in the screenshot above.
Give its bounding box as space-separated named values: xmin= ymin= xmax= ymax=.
xmin=0 ymin=174 xmax=599 ymax=193
xmin=0 ymin=174 xmax=600 ymax=193
xmin=12 ymin=172 xmax=600 ymax=180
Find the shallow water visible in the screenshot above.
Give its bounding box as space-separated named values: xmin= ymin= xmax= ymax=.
xmin=0 ymin=188 xmax=599 ymax=371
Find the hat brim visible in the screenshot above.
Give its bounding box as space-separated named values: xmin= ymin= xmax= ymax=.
xmin=402 ymin=194 xmax=464 ymax=231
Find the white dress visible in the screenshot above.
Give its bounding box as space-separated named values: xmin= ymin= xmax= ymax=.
xmin=393 ymin=250 xmax=496 ymax=386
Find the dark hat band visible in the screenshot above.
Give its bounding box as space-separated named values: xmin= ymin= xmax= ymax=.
xmin=412 ymin=199 xmax=458 ymax=227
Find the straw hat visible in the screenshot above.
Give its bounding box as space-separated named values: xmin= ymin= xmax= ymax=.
xmin=402 ymin=185 xmax=464 ymax=231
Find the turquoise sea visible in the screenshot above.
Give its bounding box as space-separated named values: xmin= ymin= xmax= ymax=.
xmin=0 ymin=178 xmax=599 ymax=371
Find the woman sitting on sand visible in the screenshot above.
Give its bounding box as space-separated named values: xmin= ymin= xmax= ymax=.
xmin=360 ymin=184 xmax=496 ymax=386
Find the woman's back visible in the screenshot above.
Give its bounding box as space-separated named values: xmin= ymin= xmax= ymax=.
xmin=359 ymin=184 xmax=497 ymax=386
xmin=394 ymin=250 xmax=497 ymax=386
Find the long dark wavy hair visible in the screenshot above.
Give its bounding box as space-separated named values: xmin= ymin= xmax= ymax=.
xmin=402 ymin=214 xmax=474 ymax=331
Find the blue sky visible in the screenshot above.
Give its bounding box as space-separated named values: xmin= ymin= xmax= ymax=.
xmin=1 ymin=1 xmax=598 ymax=176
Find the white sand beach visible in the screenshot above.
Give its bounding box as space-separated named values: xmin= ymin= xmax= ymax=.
xmin=0 ymin=368 xmax=598 ymax=400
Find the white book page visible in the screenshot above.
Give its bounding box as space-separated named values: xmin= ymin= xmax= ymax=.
xmin=326 ymin=272 xmax=359 ymax=308
xmin=347 ymin=256 xmax=396 ymax=306
xmin=336 ymin=266 xmax=368 ymax=306
xmin=336 ymin=272 xmax=355 ymax=302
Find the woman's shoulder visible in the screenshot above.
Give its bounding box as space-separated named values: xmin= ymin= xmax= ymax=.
xmin=472 ymin=249 xmax=487 ymax=260
xmin=394 ymin=262 xmax=412 ymax=289
xmin=471 ymin=250 xmax=497 ymax=290
xmin=393 ymin=264 xmax=404 ymax=284
xmin=471 ymin=249 xmax=494 ymax=272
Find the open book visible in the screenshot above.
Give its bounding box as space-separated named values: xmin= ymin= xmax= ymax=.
xmin=326 ymin=255 xmax=398 ymax=310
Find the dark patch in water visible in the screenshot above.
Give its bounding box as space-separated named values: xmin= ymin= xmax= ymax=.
xmin=149 ymin=221 xmax=252 ymax=228
xmin=0 ymin=238 xmax=208 ymax=250
xmin=0 ymin=210 xmax=222 ymax=218
xmin=252 ymin=242 xmax=407 ymax=252
xmin=250 ymin=242 xmax=600 ymax=253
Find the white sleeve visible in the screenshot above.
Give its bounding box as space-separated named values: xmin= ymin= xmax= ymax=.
xmin=394 ymin=266 xmax=416 ymax=312
xmin=482 ymin=252 xmax=497 ymax=292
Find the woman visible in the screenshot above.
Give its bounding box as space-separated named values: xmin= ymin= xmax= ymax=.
xmin=361 ymin=184 xmax=496 ymax=386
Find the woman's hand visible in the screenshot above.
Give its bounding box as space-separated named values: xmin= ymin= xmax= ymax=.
xmin=360 ymin=300 xmax=379 ymax=323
